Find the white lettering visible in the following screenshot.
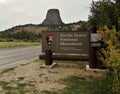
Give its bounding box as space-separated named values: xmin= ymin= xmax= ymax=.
xmin=60 ymin=42 xmax=82 ymax=46
xmin=74 ymin=33 xmax=87 ymax=37
xmin=60 ymin=38 xmax=78 ymax=41
xmin=60 ymin=33 xmax=73 ymax=37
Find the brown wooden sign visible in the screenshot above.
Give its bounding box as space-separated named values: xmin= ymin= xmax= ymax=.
xmin=42 ymin=31 xmax=89 ymax=54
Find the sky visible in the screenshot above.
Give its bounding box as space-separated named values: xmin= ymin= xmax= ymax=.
xmin=0 ymin=0 xmax=98 ymax=31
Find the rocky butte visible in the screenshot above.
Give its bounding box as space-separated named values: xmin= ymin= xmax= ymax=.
xmin=42 ymin=9 xmax=64 ymax=25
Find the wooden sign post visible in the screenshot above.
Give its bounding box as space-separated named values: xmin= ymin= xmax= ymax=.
xmin=89 ymin=25 xmax=103 ymax=69
xmin=45 ymin=50 xmax=53 ymax=65
xmin=89 ymin=25 xmax=98 ymax=68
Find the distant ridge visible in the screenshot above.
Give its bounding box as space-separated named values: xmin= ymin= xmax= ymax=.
xmin=0 ymin=8 xmax=86 ymax=40
xmin=0 ymin=20 xmax=85 ymax=34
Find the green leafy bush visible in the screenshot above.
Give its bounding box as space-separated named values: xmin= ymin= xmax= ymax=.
xmin=97 ymin=26 xmax=120 ymax=93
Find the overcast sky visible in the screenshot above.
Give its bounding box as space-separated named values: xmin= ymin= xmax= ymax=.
xmin=0 ymin=0 xmax=98 ymax=31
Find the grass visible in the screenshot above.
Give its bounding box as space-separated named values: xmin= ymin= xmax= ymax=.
xmin=41 ymin=76 xmax=114 ymax=94
xmin=0 ymin=59 xmax=115 ymax=94
xmin=17 ymin=77 xmax=25 ymax=81
xmin=0 ymin=42 xmax=40 ymax=49
xmin=0 ymin=67 xmax=16 ymax=74
xmin=0 ymin=80 xmax=34 ymax=94
xmin=62 ymin=76 xmax=114 ymax=94
xmin=38 ymin=60 xmax=114 ymax=94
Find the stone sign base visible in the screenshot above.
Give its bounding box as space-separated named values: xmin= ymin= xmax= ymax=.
xmin=86 ymin=65 xmax=107 ymax=72
xmin=40 ymin=63 xmax=57 ymax=68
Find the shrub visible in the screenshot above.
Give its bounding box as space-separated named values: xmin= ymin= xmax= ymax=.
xmin=97 ymin=26 xmax=120 ymax=93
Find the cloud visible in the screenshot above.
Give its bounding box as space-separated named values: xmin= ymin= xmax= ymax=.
xmin=0 ymin=0 xmax=7 ymax=4
xmin=0 ymin=0 xmax=11 ymax=4
xmin=0 ymin=0 xmax=97 ymax=31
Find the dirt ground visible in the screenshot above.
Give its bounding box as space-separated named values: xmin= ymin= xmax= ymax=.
xmin=0 ymin=59 xmax=106 ymax=93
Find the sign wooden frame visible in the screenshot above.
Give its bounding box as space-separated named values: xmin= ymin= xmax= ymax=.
xmin=42 ymin=31 xmax=89 ymax=54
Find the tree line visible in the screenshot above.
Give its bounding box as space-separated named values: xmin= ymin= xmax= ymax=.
xmin=0 ymin=31 xmax=41 ymax=42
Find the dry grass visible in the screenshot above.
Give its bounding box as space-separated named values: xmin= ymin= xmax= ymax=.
xmin=0 ymin=59 xmax=107 ymax=93
xmin=0 ymin=42 xmax=40 ymax=49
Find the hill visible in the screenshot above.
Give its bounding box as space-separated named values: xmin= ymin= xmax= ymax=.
xmin=0 ymin=21 xmax=87 ymax=42
xmin=0 ymin=9 xmax=87 ymax=42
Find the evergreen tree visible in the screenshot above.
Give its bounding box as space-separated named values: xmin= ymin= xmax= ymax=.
xmin=88 ymin=0 xmax=120 ymax=31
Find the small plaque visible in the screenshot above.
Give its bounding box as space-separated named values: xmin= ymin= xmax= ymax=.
xmin=91 ymin=33 xmax=102 ymax=47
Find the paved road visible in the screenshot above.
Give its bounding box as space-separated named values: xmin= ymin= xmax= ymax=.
xmin=0 ymin=46 xmax=41 ymax=66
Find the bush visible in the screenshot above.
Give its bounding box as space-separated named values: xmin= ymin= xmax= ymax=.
xmin=97 ymin=26 xmax=120 ymax=94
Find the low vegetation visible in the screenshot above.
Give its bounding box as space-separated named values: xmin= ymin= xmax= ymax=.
xmin=88 ymin=0 xmax=120 ymax=93
xmin=0 ymin=59 xmax=113 ymax=94
xmin=0 ymin=80 xmax=34 ymax=94
xmin=0 ymin=31 xmax=42 ymax=42
xmin=97 ymin=26 xmax=120 ymax=94
xmin=0 ymin=67 xmax=16 ymax=74
xmin=0 ymin=42 xmax=40 ymax=49
xmin=0 ymin=74 xmax=113 ymax=94
xmin=0 ymin=76 xmax=115 ymax=94
xmin=41 ymin=76 xmax=114 ymax=94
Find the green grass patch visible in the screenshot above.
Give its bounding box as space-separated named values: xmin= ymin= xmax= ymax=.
xmin=41 ymin=76 xmax=115 ymax=94
xmin=0 ymin=81 xmax=34 ymax=94
xmin=0 ymin=81 xmax=14 ymax=90
xmin=62 ymin=76 xmax=114 ymax=94
xmin=0 ymin=42 xmax=40 ymax=49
